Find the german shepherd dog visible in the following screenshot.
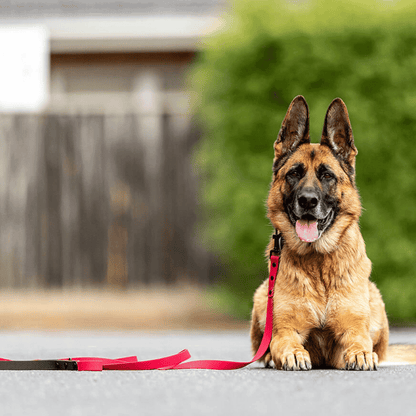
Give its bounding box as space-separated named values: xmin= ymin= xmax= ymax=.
xmin=250 ymin=96 xmax=389 ymax=370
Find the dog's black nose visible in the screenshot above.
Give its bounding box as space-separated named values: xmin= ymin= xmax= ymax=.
xmin=298 ymin=188 xmax=319 ymax=210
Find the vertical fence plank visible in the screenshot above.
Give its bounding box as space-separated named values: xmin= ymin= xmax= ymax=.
xmin=105 ymin=114 xmax=138 ymax=287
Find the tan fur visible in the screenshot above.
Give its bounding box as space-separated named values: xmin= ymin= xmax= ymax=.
xmin=250 ymin=96 xmax=389 ymax=370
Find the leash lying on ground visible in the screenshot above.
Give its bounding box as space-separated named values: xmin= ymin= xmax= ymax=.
xmin=0 ymin=234 xmax=282 ymax=371
xmin=0 ymin=257 xmax=277 ymax=371
xmin=0 ymin=255 xmax=277 ymax=371
xmin=0 ymin=254 xmax=274 ymax=372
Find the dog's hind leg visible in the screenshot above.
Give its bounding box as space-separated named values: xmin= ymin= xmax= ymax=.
xmin=250 ymin=308 xmax=272 ymax=366
xmin=372 ymin=326 xmax=388 ymax=367
xmin=250 ymin=280 xmax=272 ymax=366
xmin=369 ymin=281 xmax=389 ymax=364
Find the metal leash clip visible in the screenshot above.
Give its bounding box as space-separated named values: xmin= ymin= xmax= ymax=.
xmin=270 ymin=229 xmax=283 ymax=258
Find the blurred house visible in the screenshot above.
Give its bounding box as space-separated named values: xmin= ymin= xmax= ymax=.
xmin=0 ymin=1 xmax=226 ymax=288
xmin=1 ymin=1 xmax=226 ymax=113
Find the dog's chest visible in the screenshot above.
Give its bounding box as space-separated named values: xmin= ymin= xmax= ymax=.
xmin=294 ymin=271 xmax=335 ymax=329
xmin=305 ymin=298 xmax=331 ymax=329
xmin=277 ymin=257 xmax=357 ymax=328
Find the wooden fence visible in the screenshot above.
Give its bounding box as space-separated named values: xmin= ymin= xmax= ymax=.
xmin=0 ymin=112 xmax=216 ymax=288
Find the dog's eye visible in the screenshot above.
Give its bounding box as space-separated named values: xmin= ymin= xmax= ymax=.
xmin=288 ymin=170 xmax=301 ymax=179
xmin=322 ymin=172 xmax=333 ymax=180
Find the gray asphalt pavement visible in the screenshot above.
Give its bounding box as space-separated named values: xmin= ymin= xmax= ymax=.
xmin=0 ymin=328 xmax=415 ymax=416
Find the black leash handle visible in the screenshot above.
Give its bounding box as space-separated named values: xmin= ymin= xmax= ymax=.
xmin=0 ymin=360 xmax=78 ymax=371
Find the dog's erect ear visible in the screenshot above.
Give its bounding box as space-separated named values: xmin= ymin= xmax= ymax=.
xmin=320 ymin=98 xmax=357 ymax=170
xmin=274 ymin=95 xmax=310 ymax=170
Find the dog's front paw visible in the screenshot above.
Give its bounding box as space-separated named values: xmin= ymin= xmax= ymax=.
xmin=343 ymin=350 xmax=378 ymax=371
xmin=277 ymin=349 xmax=312 ymax=371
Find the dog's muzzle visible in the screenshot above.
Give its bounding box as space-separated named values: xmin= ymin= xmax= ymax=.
xmin=290 ymin=188 xmax=333 ymax=242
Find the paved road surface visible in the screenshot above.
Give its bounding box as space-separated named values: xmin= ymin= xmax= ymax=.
xmin=0 ymin=328 xmax=415 ymax=416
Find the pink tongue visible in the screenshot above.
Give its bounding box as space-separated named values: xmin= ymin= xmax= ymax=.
xmin=296 ymin=219 xmax=319 ymax=242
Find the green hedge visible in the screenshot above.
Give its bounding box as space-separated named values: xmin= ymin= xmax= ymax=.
xmin=190 ymin=0 xmax=416 ymax=323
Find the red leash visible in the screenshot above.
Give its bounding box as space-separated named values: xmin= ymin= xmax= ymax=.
xmin=166 ymin=255 xmax=278 ymax=370
xmin=0 ymin=252 xmax=280 ymax=371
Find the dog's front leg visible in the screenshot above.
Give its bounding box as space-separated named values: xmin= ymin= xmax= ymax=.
xmin=270 ymin=328 xmax=312 ymax=370
xmin=270 ymin=305 xmax=314 ymax=370
xmin=327 ymin=306 xmax=377 ymax=370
